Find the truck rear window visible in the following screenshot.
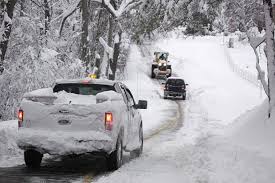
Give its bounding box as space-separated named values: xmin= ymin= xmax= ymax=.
xmin=166 ymin=79 xmax=185 ymax=86
xmin=53 ymin=84 xmax=115 ymax=95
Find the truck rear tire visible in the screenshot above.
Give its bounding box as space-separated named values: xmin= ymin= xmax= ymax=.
xmin=107 ymin=133 xmax=123 ymax=170
xmin=182 ymin=93 xmax=186 ymax=100
xmin=167 ymin=65 xmax=172 ymax=77
xmin=151 ymin=65 xmax=156 ymax=78
xmin=24 ymin=150 xmax=43 ymax=169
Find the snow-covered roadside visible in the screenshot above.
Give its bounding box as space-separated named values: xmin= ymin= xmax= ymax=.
xmin=0 ymin=120 xmax=23 ymax=167
xmin=227 ymin=100 xmax=275 ymax=158
xmin=226 ymin=41 xmax=258 ymax=76
xmin=95 ymin=36 xmax=274 ymax=183
xmin=207 ymin=101 xmax=275 ymax=183
xmin=224 ymin=34 xmax=267 ymax=78
xmin=156 ymin=36 xmax=265 ymax=125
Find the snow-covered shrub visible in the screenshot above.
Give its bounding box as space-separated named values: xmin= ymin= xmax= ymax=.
xmin=0 ymin=121 xmax=22 ymax=162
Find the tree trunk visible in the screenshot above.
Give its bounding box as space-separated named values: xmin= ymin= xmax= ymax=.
xmin=0 ymin=0 xmax=17 ymax=74
xmin=106 ymin=15 xmax=114 ymax=78
xmin=108 ymin=15 xmax=113 ymax=47
xmin=80 ymin=0 xmax=90 ymax=73
xmin=263 ymin=0 xmax=275 ymax=117
xmin=110 ymin=31 xmax=122 ymax=80
xmin=44 ymin=0 xmax=51 ymax=34
xmin=20 ymin=0 xmax=25 ymax=16
xmin=93 ymin=8 xmax=108 ymax=76
xmin=108 ymin=0 xmax=121 ymax=80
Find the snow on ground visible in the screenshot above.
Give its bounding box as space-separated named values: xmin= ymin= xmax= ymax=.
xmin=0 ymin=120 xmax=23 ymax=167
xmin=156 ymin=36 xmax=265 ymax=125
xmin=224 ymin=35 xmax=268 ymax=83
xmin=226 ymin=40 xmax=258 ymax=75
xmin=227 ymin=100 xmax=275 ymax=158
xmin=94 ymin=36 xmax=274 ymax=183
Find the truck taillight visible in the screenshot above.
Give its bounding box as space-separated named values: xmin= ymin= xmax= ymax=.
xmin=105 ymin=112 xmax=113 ymax=130
xmin=18 ymin=110 xmax=24 ymax=128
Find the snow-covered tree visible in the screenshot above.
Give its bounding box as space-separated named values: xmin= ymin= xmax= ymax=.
xmin=58 ymin=0 xmax=141 ymax=79
xmin=223 ymin=0 xmax=264 ymax=32
xmin=248 ymin=0 xmax=275 ymax=117
xmin=263 ymin=0 xmax=275 ymax=117
xmin=0 ymin=0 xmax=17 ymax=74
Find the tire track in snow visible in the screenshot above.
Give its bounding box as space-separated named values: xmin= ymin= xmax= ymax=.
xmin=138 ymin=44 xmax=185 ymax=138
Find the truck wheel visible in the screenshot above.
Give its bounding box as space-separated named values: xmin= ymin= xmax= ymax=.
xmin=167 ymin=65 xmax=172 ymax=77
xmin=107 ymin=133 xmax=123 ymax=170
xmin=151 ymin=66 xmax=156 ymax=78
xmin=182 ymin=93 xmax=186 ymax=100
xmin=24 ymin=150 xmax=43 ymax=169
xmin=130 ymin=123 xmax=143 ymax=158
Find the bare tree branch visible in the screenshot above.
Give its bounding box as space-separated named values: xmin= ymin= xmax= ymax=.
xmin=58 ymin=0 xmax=81 ymax=37
xmin=249 ymin=36 xmax=266 ymax=50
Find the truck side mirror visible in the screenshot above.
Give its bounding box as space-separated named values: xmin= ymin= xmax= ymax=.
xmin=135 ymin=100 xmax=147 ymax=109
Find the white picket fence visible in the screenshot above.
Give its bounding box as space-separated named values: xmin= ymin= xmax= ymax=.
xmin=223 ymin=46 xmax=262 ymax=88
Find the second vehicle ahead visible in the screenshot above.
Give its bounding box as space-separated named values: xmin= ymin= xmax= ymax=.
xmin=164 ymin=77 xmax=187 ymax=100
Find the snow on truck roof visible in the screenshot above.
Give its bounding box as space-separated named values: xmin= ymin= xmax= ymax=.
xmin=55 ymin=78 xmax=116 ymax=86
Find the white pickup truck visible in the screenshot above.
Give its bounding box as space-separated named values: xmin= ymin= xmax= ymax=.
xmin=16 ymin=78 xmax=147 ymax=170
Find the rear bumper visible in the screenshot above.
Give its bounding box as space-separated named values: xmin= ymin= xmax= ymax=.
xmin=17 ymin=128 xmax=115 ymax=156
xmin=164 ymin=90 xmax=185 ymax=97
xmin=154 ymin=69 xmax=171 ymax=76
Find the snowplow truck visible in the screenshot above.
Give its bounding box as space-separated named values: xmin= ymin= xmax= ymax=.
xmin=151 ymin=52 xmax=171 ymax=78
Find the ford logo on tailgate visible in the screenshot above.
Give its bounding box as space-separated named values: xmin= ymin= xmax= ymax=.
xmin=59 ymin=110 xmax=69 ymax=114
xmin=58 ymin=120 xmax=71 ymax=125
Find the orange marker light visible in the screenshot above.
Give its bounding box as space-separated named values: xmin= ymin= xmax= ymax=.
xmin=105 ymin=112 xmax=113 ymax=130
xmin=18 ymin=110 xmax=24 ymax=128
xmin=18 ymin=110 xmax=23 ymax=121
